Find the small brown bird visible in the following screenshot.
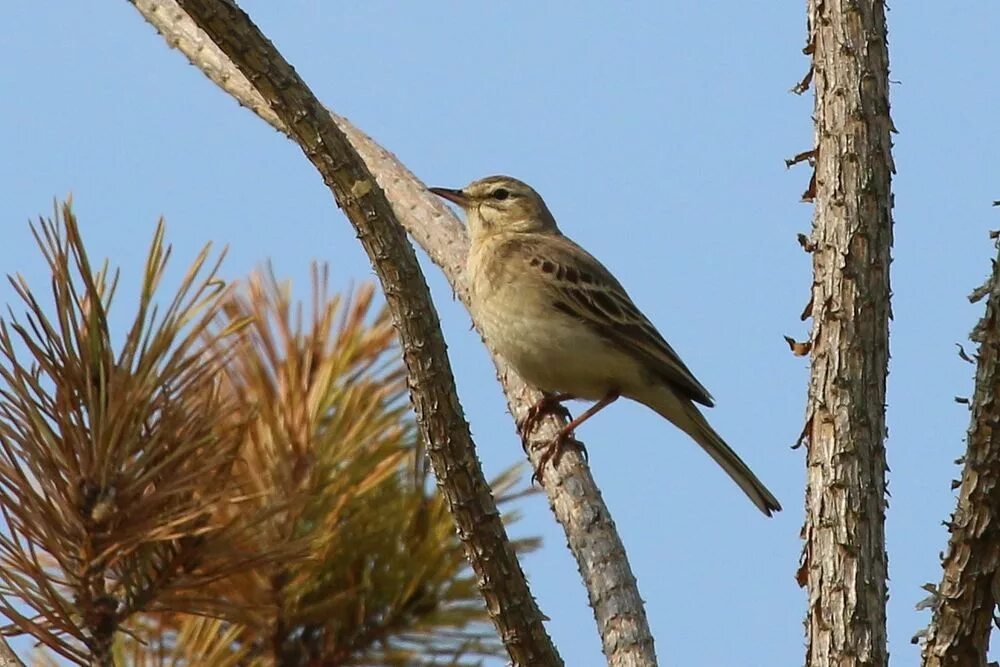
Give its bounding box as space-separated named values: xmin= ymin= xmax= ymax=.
xmin=431 ymin=175 xmax=781 ymax=516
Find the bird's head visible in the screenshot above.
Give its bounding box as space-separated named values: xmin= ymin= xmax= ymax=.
xmin=430 ymin=175 xmax=560 ymax=240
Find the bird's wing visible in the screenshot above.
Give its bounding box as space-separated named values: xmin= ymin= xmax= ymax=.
xmin=513 ymin=234 xmax=715 ymax=407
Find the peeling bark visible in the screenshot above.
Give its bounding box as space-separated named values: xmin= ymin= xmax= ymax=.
xmin=918 ymin=242 xmax=1000 ymax=667
xmin=799 ymin=1 xmax=894 ymax=665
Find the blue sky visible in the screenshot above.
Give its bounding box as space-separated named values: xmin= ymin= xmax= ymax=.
xmin=2 ymin=3 xmax=999 ymax=665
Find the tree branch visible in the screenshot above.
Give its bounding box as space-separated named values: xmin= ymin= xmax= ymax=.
xmin=129 ymin=2 xmax=656 ymax=664
xmin=0 ymin=637 xmax=24 ymax=667
xmin=798 ymin=1 xmax=894 ymax=665
xmin=158 ymin=1 xmax=561 ymax=664
xmin=918 ymin=238 xmax=1000 ymax=666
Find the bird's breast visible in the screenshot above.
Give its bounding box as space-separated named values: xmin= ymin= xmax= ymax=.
xmin=467 ymin=244 xmax=642 ymax=400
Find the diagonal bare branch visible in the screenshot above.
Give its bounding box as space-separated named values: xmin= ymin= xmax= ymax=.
xmin=129 ymin=2 xmax=655 ymax=664
xmin=157 ymin=0 xmax=561 ymax=664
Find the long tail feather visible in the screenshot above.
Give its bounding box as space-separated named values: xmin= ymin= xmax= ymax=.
xmin=647 ymin=391 xmax=781 ymax=516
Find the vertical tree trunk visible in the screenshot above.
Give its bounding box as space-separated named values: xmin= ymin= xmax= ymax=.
xmin=919 ymin=239 xmax=1000 ymax=667
xmin=800 ymin=1 xmax=894 ymax=665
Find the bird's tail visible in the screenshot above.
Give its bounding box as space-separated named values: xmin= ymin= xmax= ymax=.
xmin=649 ymin=395 xmax=781 ymax=516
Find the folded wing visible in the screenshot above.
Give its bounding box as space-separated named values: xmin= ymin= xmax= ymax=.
xmin=513 ymin=234 xmax=715 ymax=407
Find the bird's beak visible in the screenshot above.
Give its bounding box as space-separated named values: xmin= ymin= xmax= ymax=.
xmin=429 ymin=187 xmax=469 ymax=207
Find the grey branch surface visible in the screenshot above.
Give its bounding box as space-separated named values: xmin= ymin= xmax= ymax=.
xmin=799 ymin=1 xmax=894 ymax=666
xmin=130 ymin=2 xmax=656 ymax=665
xmin=919 ymin=238 xmax=1000 ymax=666
xmin=160 ymin=0 xmax=561 ymax=664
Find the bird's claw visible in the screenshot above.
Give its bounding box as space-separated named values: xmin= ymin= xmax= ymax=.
xmin=530 ymin=431 xmax=588 ymax=486
xmin=517 ymin=394 xmax=573 ymax=447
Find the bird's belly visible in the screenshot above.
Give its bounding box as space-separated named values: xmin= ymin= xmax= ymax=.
xmin=474 ymin=290 xmax=640 ymax=400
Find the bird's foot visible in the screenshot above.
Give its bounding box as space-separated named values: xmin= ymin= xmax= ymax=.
xmin=530 ymin=428 xmax=588 ymax=485
xmin=517 ymin=393 xmax=574 ymax=448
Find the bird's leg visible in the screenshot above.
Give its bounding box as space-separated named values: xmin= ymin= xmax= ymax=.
xmin=517 ymin=392 xmax=575 ymax=445
xmin=534 ymin=391 xmax=620 ymax=483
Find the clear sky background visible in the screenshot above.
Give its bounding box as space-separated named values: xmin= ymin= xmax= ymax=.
xmin=3 ymin=3 xmax=999 ymax=665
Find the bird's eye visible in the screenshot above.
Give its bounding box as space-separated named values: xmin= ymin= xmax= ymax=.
xmin=491 ymin=188 xmax=510 ymax=201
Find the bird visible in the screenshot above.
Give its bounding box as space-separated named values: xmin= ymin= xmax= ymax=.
xmin=430 ymin=175 xmax=781 ymax=516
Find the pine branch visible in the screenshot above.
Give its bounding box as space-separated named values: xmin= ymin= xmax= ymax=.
xmin=199 ymin=267 xmax=529 ymax=664
xmin=0 ymin=208 xmax=293 ymax=664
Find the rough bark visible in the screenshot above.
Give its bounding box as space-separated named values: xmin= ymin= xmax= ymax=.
xmin=918 ymin=240 xmax=1000 ymax=667
xmin=0 ymin=639 xmax=24 ymax=667
xmin=163 ymin=1 xmax=562 ymax=664
xmin=129 ymin=2 xmax=657 ymax=665
xmin=799 ymin=1 xmax=894 ymax=665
